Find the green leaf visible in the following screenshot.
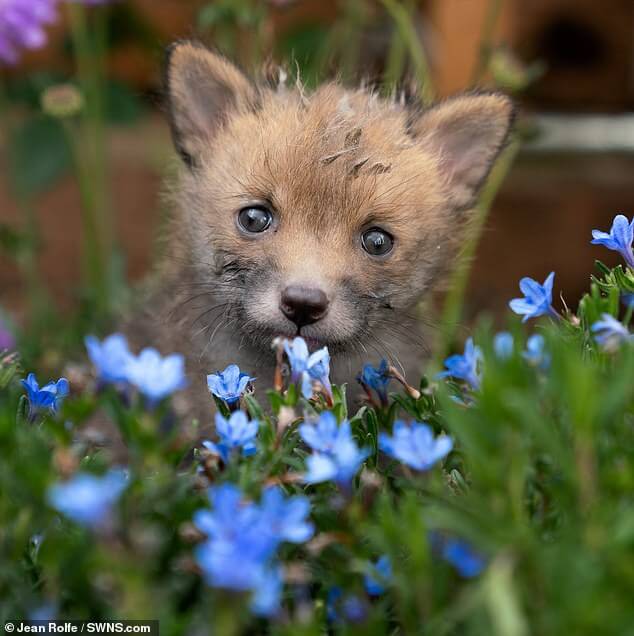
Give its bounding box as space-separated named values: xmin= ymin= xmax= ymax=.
xmin=8 ymin=115 xmax=72 ymax=196
xmin=244 ymin=393 xmax=264 ymax=421
xmin=613 ymin=265 xmax=634 ymax=293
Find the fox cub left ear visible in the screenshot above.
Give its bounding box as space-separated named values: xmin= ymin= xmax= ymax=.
xmin=412 ymin=93 xmax=515 ymax=209
xmin=164 ymin=41 xmax=258 ymax=167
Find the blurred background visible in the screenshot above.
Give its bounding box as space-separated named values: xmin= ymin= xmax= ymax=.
xmin=1 ymin=0 xmax=634 ymax=357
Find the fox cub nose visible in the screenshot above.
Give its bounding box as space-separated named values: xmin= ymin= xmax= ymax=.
xmin=280 ymin=285 xmax=329 ymax=327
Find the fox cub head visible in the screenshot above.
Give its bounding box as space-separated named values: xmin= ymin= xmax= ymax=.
xmin=164 ymin=42 xmax=514 ymax=355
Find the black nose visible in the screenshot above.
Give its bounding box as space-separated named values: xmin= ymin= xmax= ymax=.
xmin=280 ymin=285 xmax=329 ymax=327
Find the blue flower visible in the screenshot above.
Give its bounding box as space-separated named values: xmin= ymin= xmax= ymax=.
xmin=194 ymin=485 xmax=278 ymax=591
xmin=47 ymin=469 xmax=127 ymax=528
xmin=493 ymin=332 xmax=514 ymax=359
xmin=125 ymin=348 xmax=187 ymax=404
xmin=193 ymin=484 xmax=313 ymax=617
xmin=441 ymin=538 xmax=486 ymax=578
xmin=259 ymin=487 xmax=314 ymax=544
xmin=29 ymin=604 xmax=57 ymax=621
xmin=591 ymin=214 xmax=634 ymax=269
xmin=591 ymin=314 xmax=633 ymax=351
xmin=364 ymin=555 xmax=392 ymax=596
xmin=21 ymin=373 xmax=69 ymax=415
xmin=85 ymin=333 xmax=132 ymax=384
xmin=250 ymin=565 xmax=283 ymax=617
xmin=522 ymin=334 xmax=550 ymax=369
xmin=326 ymin=588 xmax=367 ymax=624
xmin=438 ymin=338 xmax=482 ymax=389
xmin=207 ymin=364 xmax=255 ymax=405
xmin=509 ymin=272 xmax=558 ymax=322
xmin=357 ymin=359 xmax=391 ymax=404
xmin=341 ymin=596 xmax=367 ymax=623
xmin=300 ymin=412 xmax=369 ymax=486
xmin=379 ymin=421 xmax=453 ymax=471
xmin=202 ymin=411 xmax=259 ymax=463
xmin=284 ymin=337 xmax=332 ymax=399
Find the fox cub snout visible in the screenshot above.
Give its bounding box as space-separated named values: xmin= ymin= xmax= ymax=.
xmin=139 ymin=41 xmax=514 ymax=403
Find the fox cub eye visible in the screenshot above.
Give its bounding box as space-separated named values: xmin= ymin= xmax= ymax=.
xmin=361 ymin=228 xmax=394 ymax=257
xmin=237 ymin=206 xmax=273 ymax=234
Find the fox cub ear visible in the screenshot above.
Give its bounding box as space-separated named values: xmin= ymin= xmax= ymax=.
xmin=164 ymin=41 xmax=258 ymax=167
xmin=412 ymin=93 xmax=515 ymax=209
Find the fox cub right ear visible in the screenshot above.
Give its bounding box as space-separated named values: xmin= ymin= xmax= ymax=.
xmin=164 ymin=41 xmax=258 ymax=167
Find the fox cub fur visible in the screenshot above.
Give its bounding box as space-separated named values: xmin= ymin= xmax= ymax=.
xmin=126 ymin=41 xmax=514 ymax=422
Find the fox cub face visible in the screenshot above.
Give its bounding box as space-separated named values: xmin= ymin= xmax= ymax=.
xmin=165 ymin=42 xmax=514 ymax=355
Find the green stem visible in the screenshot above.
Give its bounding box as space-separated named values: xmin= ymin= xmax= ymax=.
xmin=470 ymin=0 xmax=505 ymax=86
xmin=437 ymin=140 xmax=520 ymax=362
xmin=66 ymin=2 xmax=111 ymax=314
xmin=380 ymin=0 xmax=434 ymax=104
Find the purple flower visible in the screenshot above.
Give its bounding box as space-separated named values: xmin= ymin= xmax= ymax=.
xmin=207 ymin=364 xmax=254 ymax=405
xmin=357 ymin=359 xmax=390 ymax=405
xmin=591 ymin=214 xmax=634 ymax=269
xmin=284 ymin=337 xmax=332 ymax=399
xmin=493 ymin=332 xmax=514 ymax=359
xmin=124 ymin=348 xmax=186 ymax=405
xmin=438 ymin=337 xmax=482 ymax=389
xmin=591 ymin=313 xmax=633 ymax=352
xmin=21 ymin=373 xmax=69 ymax=415
xmin=300 ymin=412 xmax=368 ymax=486
xmin=202 ymin=411 xmax=259 ymax=463
xmin=85 ymin=333 xmax=132 ymax=384
xmin=47 ymin=469 xmax=127 ymax=528
xmin=379 ymin=421 xmax=452 ymax=471
xmin=364 ymin=555 xmax=392 ymax=596
xmin=0 ymin=0 xmax=58 ymax=65
xmin=509 ymin=272 xmax=558 ymax=322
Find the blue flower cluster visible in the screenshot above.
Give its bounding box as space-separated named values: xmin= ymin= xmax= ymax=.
xmin=299 ymin=412 xmax=369 ymax=487
xmin=193 ymin=484 xmax=313 ymax=616
xmin=85 ymin=333 xmax=186 ymax=405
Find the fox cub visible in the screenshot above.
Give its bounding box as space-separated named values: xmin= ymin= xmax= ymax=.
xmin=127 ymin=41 xmax=514 ymax=418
